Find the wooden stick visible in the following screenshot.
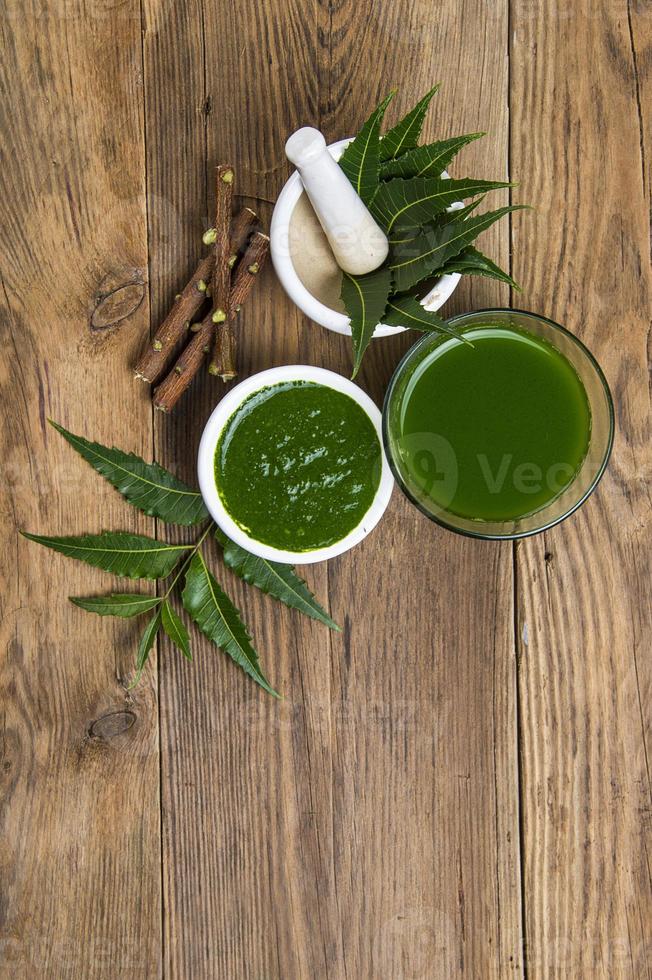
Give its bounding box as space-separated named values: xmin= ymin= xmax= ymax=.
xmin=225 ymin=231 xmax=269 ymax=319
xmin=133 ymin=203 xmax=256 ymax=386
xmin=207 ymin=165 xmax=234 ymax=366
xmin=209 ymin=231 xmax=269 ymax=381
xmin=228 ymin=207 xmax=258 ymax=263
xmin=204 ymin=206 xmax=258 ymax=266
xmin=151 ymin=325 xmax=213 ymax=415
xmin=210 ymin=320 xmax=238 ymax=381
xmin=133 ymin=253 xmax=212 ymax=384
xmin=153 ymin=232 xmax=270 ymax=413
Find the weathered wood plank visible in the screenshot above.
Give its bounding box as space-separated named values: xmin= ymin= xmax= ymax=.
xmin=141 ymin=0 xmax=523 ymax=973
xmin=320 ymin=1 xmax=522 ymax=976
xmin=3 ymin=0 xmax=651 ymax=973
xmin=510 ymin=0 xmax=652 ymax=974
xmin=142 ymin=0 xmax=342 ymax=976
xmin=0 ymin=1 xmax=160 ymax=976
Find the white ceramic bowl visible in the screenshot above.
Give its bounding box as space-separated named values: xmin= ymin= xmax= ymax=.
xmin=270 ymin=137 xmax=461 ymax=337
xmin=197 ymin=365 xmax=394 ymax=564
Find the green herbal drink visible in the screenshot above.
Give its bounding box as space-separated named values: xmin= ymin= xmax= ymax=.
xmin=215 ymin=381 xmax=381 ymax=551
xmin=391 ymin=325 xmax=591 ymax=522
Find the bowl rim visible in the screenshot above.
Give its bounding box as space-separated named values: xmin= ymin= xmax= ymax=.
xmin=270 ymin=137 xmax=461 ymax=338
xmin=198 ymin=365 xmax=394 ymax=564
xmin=382 ymin=307 xmax=615 ymax=541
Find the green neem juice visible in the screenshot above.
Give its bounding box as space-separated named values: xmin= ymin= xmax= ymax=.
xmin=388 ymin=324 xmax=591 ymax=522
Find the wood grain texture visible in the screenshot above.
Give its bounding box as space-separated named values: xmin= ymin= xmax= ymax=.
xmin=0 ymin=0 xmax=160 ymax=976
xmin=142 ymin=0 xmax=521 ymax=976
xmin=319 ymin=2 xmax=522 ymax=977
xmin=2 ymin=0 xmax=651 ymax=976
xmin=510 ymin=0 xmax=652 ymax=975
xmin=142 ymin=1 xmax=341 ymax=976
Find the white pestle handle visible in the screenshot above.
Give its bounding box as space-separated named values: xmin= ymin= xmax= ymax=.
xmin=285 ymin=127 xmax=389 ymax=276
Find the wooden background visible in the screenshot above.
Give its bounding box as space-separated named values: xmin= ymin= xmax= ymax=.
xmin=1 ymin=0 xmax=650 ymax=976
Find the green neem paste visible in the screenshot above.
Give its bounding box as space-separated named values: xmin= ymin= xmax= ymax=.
xmin=215 ymin=381 xmax=382 ymax=552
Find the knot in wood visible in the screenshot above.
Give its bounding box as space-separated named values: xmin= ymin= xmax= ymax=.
xmin=89 ymin=710 xmax=136 ymax=740
xmin=91 ymin=268 xmax=146 ymax=331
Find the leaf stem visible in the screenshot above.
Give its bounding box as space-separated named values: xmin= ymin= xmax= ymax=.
xmin=161 ymin=521 xmax=214 ymax=601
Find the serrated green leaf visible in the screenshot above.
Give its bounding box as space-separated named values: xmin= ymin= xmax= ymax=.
xmin=340 ymin=266 xmax=392 ymax=378
xmin=382 ymin=295 xmax=472 ymax=342
xmin=70 ymin=593 xmax=161 ymax=617
xmin=434 ymin=196 xmax=486 ymax=227
xmin=50 ymin=421 xmax=208 ymax=526
xmin=129 ymin=610 xmax=162 ymax=687
xmin=433 ymin=245 xmax=520 ymax=289
xmin=389 ymin=205 xmax=525 ymax=291
xmin=380 ymin=133 xmax=484 ymax=179
xmin=338 ymin=91 xmax=395 ymax=204
xmin=388 ymin=197 xmax=486 ymax=245
xmin=182 ymin=552 xmax=278 ymax=697
xmin=379 ymin=85 xmax=440 ymax=161
xmin=371 ymin=176 xmax=512 ymax=232
xmin=21 ymin=530 xmax=189 ymax=580
xmin=216 ymin=530 xmax=340 ymax=631
xmin=161 ymin=599 xmax=192 ymax=660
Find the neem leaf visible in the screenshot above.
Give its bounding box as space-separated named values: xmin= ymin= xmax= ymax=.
xmin=130 ymin=610 xmax=162 ymax=687
xmin=380 ymin=133 xmax=484 ymax=179
xmin=434 ymin=196 xmax=486 ymax=227
xmin=388 ymin=198 xmax=486 ymax=247
xmin=340 ymin=266 xmax=392 ymax=378
xmin=161 ymin=599 xmax=192 ymax=660
xmin=50 ymin=421 xmax=208 ymax=526
xmin=379 ymin=85 xmax=440 ymax=161
xmin=338 ymin=91 xmax=395 ymax=204
xmin=21 ymin=530 xmax=189 ymax=580
xmin=382 ymin=295 xmax=471 ymax=342
xmin=70 ymin=594 xmax=161 ymax=617
xmin=433 ymin=245 xmax=520 ymax=289
xmin=371 ymin=176 xmax=513 ymax=232
xmin=216 ymin=530 xmax=340 ymax=631
xmin=182 ymin=552 xmax=278 ymax=697
xmin=389 ymin=205 xmax=525 ymax=291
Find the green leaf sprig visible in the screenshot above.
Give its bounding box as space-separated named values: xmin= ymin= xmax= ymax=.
xmin=22 ymin=421 xmax=340 ymax=695
xmin=338 ymin=85 xmax=529 ymax=375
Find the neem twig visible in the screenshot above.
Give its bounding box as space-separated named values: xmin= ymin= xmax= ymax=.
xmin=153 ymin=231 xmax=269 ymax=413
xmin=133 ymin=253 xmax=213 ymax=384
xmin=133 ymin=205 xmax=256 ymax=386
xmin=204 ymin=206 xmax=258 ymax=266
xmin=207 ymin=165 xmax=234 ymax=377
xmin=209 ymin=231 xmax=269 ymax=382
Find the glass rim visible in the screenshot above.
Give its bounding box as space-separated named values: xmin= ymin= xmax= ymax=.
xmin=382 ymin=307 xmax=615 ymax=541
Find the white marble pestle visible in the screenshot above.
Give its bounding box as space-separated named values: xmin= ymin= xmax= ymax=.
xmin=284 ymin=127 xmax=389 ymax=276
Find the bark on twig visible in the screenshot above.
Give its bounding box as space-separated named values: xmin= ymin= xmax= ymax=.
xmin=209 ymin=233 xmax=269 ymax=382
xmin=133 ymin=253 xmax=212 ymax=384
xmin=208 ymin=165 xmax=235 ymax=376
xmin=134 ymin=203 xmax=257 ymax=385
xmin=153 ymin=232 xmax=269 ymax=413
